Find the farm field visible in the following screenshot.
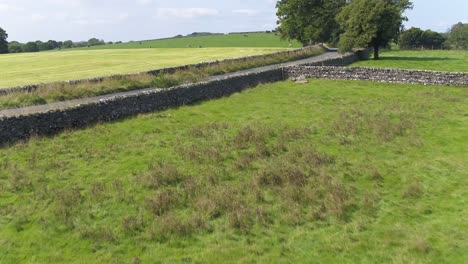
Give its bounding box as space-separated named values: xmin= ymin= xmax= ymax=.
xmin=0 ymin=47 xmax=286 ymax=87
xmin=352 ymin=50 xmax=468 ymax=72
xmin=1 ymin=79 xmax=466 ymax=263
xmin=73 ymin=32 xmax=302 ymax=50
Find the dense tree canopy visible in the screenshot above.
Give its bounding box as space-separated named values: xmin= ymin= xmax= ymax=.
xmin=23 ymin=42 xmax=39 ymax=53
xmin=276 ymin=0 xmax=346 ymax=46
xmin=0 ymin=27 xmax=8 ymax=54
xmin=8 ymin=41 xmax=23 ymax=53
xmin=446 ymin=22 xmax=468 ymax=49
xmin=337 ymin=0 xmax=413 ymax=59
xmin=399 ymin=27 xmax=446 ymax=50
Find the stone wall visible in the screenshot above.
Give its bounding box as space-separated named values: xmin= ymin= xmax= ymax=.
xmin=286 ymin=66 xmax=468 ymax=87
xmin=0 ymin=46 xmax=322 ymax=96
xmin=0 ymin=69 xmax=283 ymax=145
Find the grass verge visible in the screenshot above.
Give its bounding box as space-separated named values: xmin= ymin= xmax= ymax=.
xmin=0 ymin=79 xmax=466 ymax=263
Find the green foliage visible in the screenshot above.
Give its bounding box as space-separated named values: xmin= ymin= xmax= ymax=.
xmin=446 ymin=22 xmax=468 ymax=49
xmin=276 ymin=0 xmax=346 ymax=46
xmin=63 ymin=40 xmax=73 ymax=49
xmin=337 ymin=0 xmax=413 ymax=59
xmin=0 ymin=79 xmax=466 ymax=262
xmin=399 ymin=27 xmax=446 ymax=50
xmin=0 ymin=27 xmax=8 ymax=54
xmin=7 ymin=41 xmax=23 ymax=53
xmin=23 ymin=41 xmax=39 ymax=52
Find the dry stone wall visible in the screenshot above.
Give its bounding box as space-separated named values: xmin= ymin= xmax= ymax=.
xmin=286 ymin=66 xmax=468 ymax=87
xmin=0 ymin=69 xmax=283 ymax=145
xmin=0 ymin=46 xmax=322 ymax=96
xmin=5 ymin=48 xmax=465 ymax=146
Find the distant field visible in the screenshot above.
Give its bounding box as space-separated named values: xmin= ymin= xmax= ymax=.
xmin=1 ymin=79 xmax=466 ymax=263
xmin=73 ymin=33 xmax=302 ymax=50
xmin=0 ymin=48 xmax=285 ymax=87
xmin=352 ymin=50 xmax=468 ymax=72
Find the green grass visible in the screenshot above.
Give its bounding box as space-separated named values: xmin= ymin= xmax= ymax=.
xmin=1 ymin=79 xmax=466 ymax=263
xmin=0 ymin=47 xmax=285 ymax=87
xmin=352 ymin=50 xmax=468 ymax=72
xmin=0 ymin=46 xmax=325 ymax=110
xmin=73 ymin=33 xmax=302 ymax=50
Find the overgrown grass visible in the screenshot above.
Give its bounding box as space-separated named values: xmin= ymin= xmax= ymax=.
xmin=351 ymin=50 xmax=468 ymax=72
xmin=0 ymin=46 xmax=324 ymax=110
xmin=0 ymin=79 xmax=466 ymax=263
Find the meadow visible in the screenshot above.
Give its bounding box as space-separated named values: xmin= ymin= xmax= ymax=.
xmin=74 ymin=32 xmax=302 ymax=50
xmin=0 ymin=79 xmax=466 ymax=263
xmin=352 ymin=50 xmax=468 ymax=72
xmin=0 ymin=47 xmax=285 ymax=87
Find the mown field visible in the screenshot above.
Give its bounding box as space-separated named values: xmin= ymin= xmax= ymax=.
xmin=74 ymin=33 xmax=302 ymax=50
xmin=0 ymin=48 xmax=285 ymax=87
xmin=352 ymin=50 xmax=468 ymax=72
xmin=1 ymin=79 xmax=466 ymax=263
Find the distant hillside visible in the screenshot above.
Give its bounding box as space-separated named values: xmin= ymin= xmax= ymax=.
xmin=72 ymin=32 xmax=302 ymax=50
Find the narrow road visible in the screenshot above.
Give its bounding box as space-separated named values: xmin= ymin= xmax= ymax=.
xmin=0 ymin=51 xmax=342 ymax=118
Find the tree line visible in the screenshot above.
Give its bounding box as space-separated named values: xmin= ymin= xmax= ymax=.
xmin=399 ymin=23 xmax=468 ymax=50
xmin=276 ymin=0 xmax=467 ymax=59
xmin=0 ymin=30 xmax=120 ymax=54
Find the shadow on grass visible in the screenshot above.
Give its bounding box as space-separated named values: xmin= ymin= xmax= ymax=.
xmin=378 ymin=56 xmax=457 ymax=62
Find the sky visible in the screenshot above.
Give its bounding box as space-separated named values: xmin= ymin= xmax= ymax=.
xmin=0 ymin=0 xmax=466 ymax=43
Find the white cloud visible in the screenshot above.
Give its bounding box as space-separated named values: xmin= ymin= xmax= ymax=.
xmin=233 ymin=9 xmax=259 ymax=16
xmin=156 ymin=8 xmax=219 ymax=19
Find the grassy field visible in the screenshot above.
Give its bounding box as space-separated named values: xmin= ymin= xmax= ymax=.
xmin=74 ymin=33 xmax=302 ymax=50
xmin=352 ymin=50 xmax=468 ymax=72
xmin=0 ymin=48 xmax=285 ymax=87
xmin=0 ymin=79 xmax=466 ymax=263
xmin=0 ymin=46 xmax=325 ymax=110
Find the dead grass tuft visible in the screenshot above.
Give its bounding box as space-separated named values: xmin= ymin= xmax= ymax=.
xmin=146 ymin=190 xmax=180 ymax=216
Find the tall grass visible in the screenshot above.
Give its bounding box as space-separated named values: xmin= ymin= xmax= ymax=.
xmin=2 ymin=79 xmax=464 ymax=262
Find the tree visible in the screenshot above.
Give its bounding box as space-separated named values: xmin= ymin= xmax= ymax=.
xmin=337 ymin=0 xmax=413 ymax=59
xmin=8 ymin=41 xmax=23 ymax=53
xmin=63 ymin=40 xmax=74 ymax=49
xmin=399 ymin=27 xmax=446 ymax=49
xmin=399 ymin=27 xmax=446 ymax=50
xmin=0 ymin=27 xmax=8 ymax=54
xmin=399 ymin=27 xmax=423 ymax=49
xmin=421 ymin=30 xmax=446 ymax=49
xmin=36 ymin=40 xmax=53 ymax=51
xmin=276 ymin=0 xmax=346 ymax=46
xmin=88 ymin=38 xmax=105 ymax=46
xmin=446 ymin=22 xmax=468 ymax=49
xmin=47 ymin=40 xmax=59 ymax=50
xmin=23 ymin=42 xmax=39 ymax=52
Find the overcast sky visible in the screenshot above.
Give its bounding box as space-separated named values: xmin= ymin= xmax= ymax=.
xmin=0 ymin=0 xmax=466 ymax=42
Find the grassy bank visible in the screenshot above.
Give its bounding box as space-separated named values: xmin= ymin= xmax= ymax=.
xmin=351 ymin=50 xmax=468 ymax=72
xmin=0 ymin=79 xmax=466 ymax=263
xmin=0 ymin=46 xmax=324 ymax=110
xmin=0 ymin=48 xmax=286 ymax=88
xmin=73 ymin=33 xmax=302 ymax=50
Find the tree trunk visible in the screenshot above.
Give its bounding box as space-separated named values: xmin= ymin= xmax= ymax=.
xmin=373 ymin=45 xmax=379 ymax=60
